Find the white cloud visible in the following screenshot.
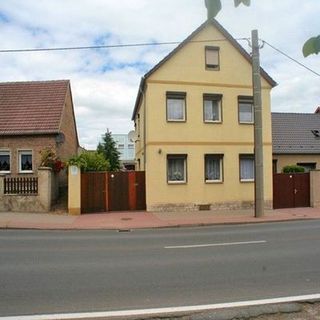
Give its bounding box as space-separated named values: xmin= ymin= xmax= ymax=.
xmin=0 ymin=0 xmax=319 ymax=149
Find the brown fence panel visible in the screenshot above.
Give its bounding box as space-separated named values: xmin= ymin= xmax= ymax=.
xmin=273 ymin=173 xmax=310 ymax=209
xmin=81 ymin=172 xmax=106 ymax=213
xmin=294 ymin=173 xmax=310 ymax=208
xmin=107 ymin=172 xmax=130 ymax=211
xmin=135 ymin=171 xmax=146 ymax=210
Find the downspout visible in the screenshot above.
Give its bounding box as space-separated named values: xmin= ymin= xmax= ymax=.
xmin=139 ymin=78 xmax=147 ymax=170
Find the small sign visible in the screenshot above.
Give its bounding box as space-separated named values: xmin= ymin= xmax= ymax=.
xmin=70 ymin=166 xmax=79 ymax=176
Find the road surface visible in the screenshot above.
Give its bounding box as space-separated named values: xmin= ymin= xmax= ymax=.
xmin=0 ymin=220 xmax=320 ymax=317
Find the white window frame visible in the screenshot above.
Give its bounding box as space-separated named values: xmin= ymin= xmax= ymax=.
xmin=203 ymin=94 xmax=222 ymax=123
xmin=239 ymin=155 xmax=255 ymax=182
xmin=205 ymin=154 xmax=223 ymax=183
xmin=0 ymin=150 xmax=11 ymax=174
xmin=238 ymin=96 xmax=254 ymax=124
xmin=18 ymin=150 xmax=33 ymax=174
xmin=167 ymin=155 xmax=187 ymax=184
xmin=166 ymin=92 xmax=186 ymax=122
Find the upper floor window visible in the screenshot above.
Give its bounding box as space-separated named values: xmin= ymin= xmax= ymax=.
xmin=238 ymin=96 xmax=254 ymax=124
xmin=166 ymin=92 xmax=186 ymax=122
xmin=0 ymin=150 xmax=10 ymax=173
xmin=128 ymin=144 xmax=134 ymax=149
xmin=19 ymin=150 xmax=33 ymax=173
xmin=203 ymin=94 xmax=222 ymax=123
xmin=205 ymin=46 xmax=220 ymax=70
xmin=239 ymin=154 xmax=254 ymax=182
xmin=167 ymin=154 xmax=187 ymax=184
xmin=118 ymin=144 xmax=124 ymax=149
xmin=205 ymin=154 xmax=223 ymax=183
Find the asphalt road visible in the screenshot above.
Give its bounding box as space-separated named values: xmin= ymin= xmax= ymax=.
xmin=1 ymin=220 xmax=320 ymax=317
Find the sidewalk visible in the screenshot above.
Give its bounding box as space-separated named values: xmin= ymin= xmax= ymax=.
xmin=1 ymin=207 xmax=320 ymax=230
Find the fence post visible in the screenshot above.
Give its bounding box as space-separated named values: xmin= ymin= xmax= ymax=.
xmin=310 ymin=170 xmax=320 ymax=208
xmin=38 ymin=167 xmax=52 ymax=212
xmin=68 ymin=165 xmax=81 ymax=215
xmin=0 ymin=176 xmax=4 ymax=196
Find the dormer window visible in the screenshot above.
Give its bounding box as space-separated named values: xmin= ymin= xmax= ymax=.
xmin=205 ymin=46 xmax=220 ymax=70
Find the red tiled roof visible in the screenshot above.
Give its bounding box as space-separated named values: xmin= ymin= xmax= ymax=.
xmin=0 ymin=80 xmax=69 ymax=135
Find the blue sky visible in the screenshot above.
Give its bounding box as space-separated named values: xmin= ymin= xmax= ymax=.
xmin=0 ymin=0 xmax=319 ymax=149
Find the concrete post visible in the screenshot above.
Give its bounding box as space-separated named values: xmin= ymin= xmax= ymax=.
xmin=68 ymin=165 xmax=81 ymax=215
xmin=310 ymin=170 xmax=320 ymax=208
xmin=252 ymin=29 xmax=264 ymax=218
xmin=38 ymin=167 xmax=52 ymax=212
xmin=0 ymin=176 xmax=4 ymax=195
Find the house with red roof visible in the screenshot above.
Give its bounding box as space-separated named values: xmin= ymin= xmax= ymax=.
xmin=0 ymin=80 xmax=79 ymax=189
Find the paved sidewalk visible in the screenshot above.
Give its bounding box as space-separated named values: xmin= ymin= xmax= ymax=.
xmin=1 ymin=207 xmax=320 ymax=230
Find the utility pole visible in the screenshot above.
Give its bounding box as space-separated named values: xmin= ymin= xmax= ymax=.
xmin=252 ymin=30 xmax=264 ymax=218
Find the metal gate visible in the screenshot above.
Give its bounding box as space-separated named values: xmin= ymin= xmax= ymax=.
xmin=81 ymin=171 xmax=146 ymax=213
xmin=273 ymin=173 xmax=310 ymax=209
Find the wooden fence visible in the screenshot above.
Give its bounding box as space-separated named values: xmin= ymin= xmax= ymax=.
xmin=4 ymin=177 xmax=38 ymax=195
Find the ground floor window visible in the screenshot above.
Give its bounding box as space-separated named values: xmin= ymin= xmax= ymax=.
xmin=167 ymin=154 xmax=187 ymax=183
xmin=19 ymin=150 xmax=33 ymax=173
xmin=297 ymin=162 xmax=316 ymax=172
xmin=0 ymin=151 xmax=10 ymax=173
xmin=240 ymin=155 xmax=254 ymax=181
xmin=205 ymin=154 xmax=223 ymax=182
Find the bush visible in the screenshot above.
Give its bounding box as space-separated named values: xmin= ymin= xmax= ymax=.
xmin=39 ymin=148 xmax=65 ymax=173
xmin=282 ymin=165 xmax=305 ymax=173
xmin=67 ymin=151 xmax=110 ymax=172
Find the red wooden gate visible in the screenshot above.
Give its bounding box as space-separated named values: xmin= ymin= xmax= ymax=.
xmin=81 ymin=171 xmax=146 ymax=213
xmin=273 ymin=173 xmax=310 ymax=209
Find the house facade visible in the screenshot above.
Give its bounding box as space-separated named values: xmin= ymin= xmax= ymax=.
xmin=0 ymin=80 xmax=79 ymax=188
xmin=272 ymin=112 xmax=320 ymax=173
xmin=132 ymin=19 xmax=276 ymax=212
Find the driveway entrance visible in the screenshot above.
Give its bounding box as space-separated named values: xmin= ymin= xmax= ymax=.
xmin=273 ymin=173 xmax=310 ymax=209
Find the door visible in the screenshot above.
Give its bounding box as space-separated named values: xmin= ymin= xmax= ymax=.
xmin=273 ymin=173 xmax=310 ymax=209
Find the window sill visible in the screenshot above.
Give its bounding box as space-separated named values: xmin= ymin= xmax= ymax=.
xmin=240 ymin=179 xmax=254 ymax=183
xmin=167 ymin=119 xmax=186 ymax=123
xmin=204 ymin=120 xmax=222 ymax=124
xmin=0 ymin=171 xmax=11 ymax=174
xmin=239 ymin=122 xmax=254 ymax=125
xmin=19 ymin=171 xmax=33 ymax=174
xmin=168 ymin=181 xmax=187 ymax=185
xmin=205 ymin=180 xmax=223 ymax=184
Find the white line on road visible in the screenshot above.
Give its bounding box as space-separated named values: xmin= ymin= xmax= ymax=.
xmin=1 ymin=293 xmax=320 ymax=320
xmin=164 ymin=240 xmax=267 ymax=249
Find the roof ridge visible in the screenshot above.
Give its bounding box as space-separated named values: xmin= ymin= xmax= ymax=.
xmin=0 ymin=79 xmax=70 ymax=85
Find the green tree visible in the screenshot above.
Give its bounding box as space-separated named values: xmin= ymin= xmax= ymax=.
xmin=205 ymin=0 xmax=319 ymax=57
xmin=97 ymin=130 xmax=121 ymax=171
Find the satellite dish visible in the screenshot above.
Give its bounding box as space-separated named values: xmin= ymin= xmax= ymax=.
xmin=128 ymin=130 xmax=137 ymax=142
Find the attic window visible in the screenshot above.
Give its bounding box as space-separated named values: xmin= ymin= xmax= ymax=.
xmin=311 ymin=130 xmax=320 ymax=138
xmin=205 ymin=46 xmax=220 ymax=70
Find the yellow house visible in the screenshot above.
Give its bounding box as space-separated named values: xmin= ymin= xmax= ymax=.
xmin=132 ymin=19 xmax=277 ymax=212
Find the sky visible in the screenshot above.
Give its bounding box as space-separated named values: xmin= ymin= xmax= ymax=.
xmin=0 ymin=0 xmax=319 ymax=149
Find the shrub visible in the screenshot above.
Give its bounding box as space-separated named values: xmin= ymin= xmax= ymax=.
xmin=282 ymin=165 xmax=305 ymax=173
xmin=67 ymin=151 xmax=110 ymax=172
xmin=39 ymin=148 xmax=65 ymax=173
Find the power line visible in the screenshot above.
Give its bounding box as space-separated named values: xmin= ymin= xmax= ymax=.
xmin=0 ymin=38 xmax=249 ymax=53
xmin=263 ymin=40 xmax=320 ymax=77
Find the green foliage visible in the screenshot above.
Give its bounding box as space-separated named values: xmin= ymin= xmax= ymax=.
xmin=282 ymin=165 xmax=305 ymax=173
xmin=205 ymin=0 xmax=250 ymax=19
xmin=97 ymin=130 xmax=121 ymax=171
xmin=39 ymin=148 xmax=65 ymax=173
xmin=67 ymin=151 xmax=110 ymax=172
xmin=303 ymin=36 xmax=320 ymax=57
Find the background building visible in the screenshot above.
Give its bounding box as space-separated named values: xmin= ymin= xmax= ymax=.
xmin=112 ymin=134 xmax=135 ymax=170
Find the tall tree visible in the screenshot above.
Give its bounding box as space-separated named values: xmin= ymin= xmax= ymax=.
xmin=97 ymin=130 xmax=121 ymax=171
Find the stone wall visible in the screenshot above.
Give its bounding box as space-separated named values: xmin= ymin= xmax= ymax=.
xmin=310 ymin=170 xmax=320 ymax=208
xmin=0 ymin=167 xmax=53 ymax=213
